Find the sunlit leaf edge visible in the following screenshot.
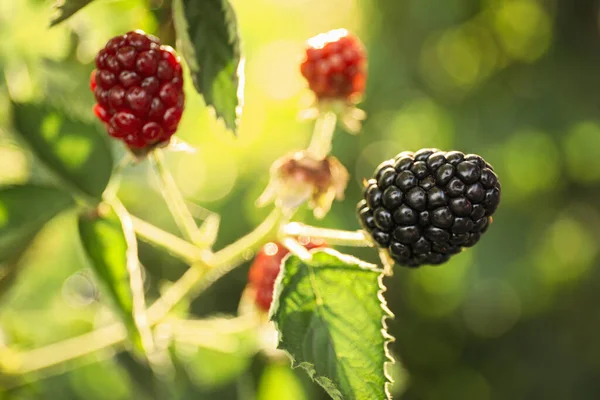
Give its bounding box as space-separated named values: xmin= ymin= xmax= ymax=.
xmin=50 ymin=0 xmax=96 ymax=27
xmin=171 ymin=0 xmax=243 ymax=133
xmin=270 ymin=248 xmax=396 ymax=400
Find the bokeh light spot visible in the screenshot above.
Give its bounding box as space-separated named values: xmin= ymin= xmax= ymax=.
xmin=251 ymin=40 xmax=306 ymax=100
xmin=413 ymin=251 xmax=473 ymax=296
xmin=257 ymin=363 xmax=308 ymax=400
xmin=264 ymin=242 xmax=279 ymax=256
xmin=387 ymin=98 xmax=454 ymax=150
xmin=61 ymin=272 xmax=98 ymax=308
xmin=563 ymin=121 xmax=600 ymax=184
xmin=174 ymin=146 xmax=238 ymax=203
xmin=41 ymin=113 xmax=62 ymax=141
xmin=407 ymin=251 xmax=473 ymax=317
xmin=56 ymin=135 xmax=92 ymax=168
xmin=462 ymin=279 xmax=520 ymax=338
xmin=503 ymin=129 xmax=559 ymax=199
xmin=492 ymin=1 xmax=552 ymax=62
xmin=420 ymin=22 xmax=498 ymax=95
xmin=0 ymin=145 xmax=28 ymax=185
xmin=437 ymin=29 xmax=482 ymax=87
xmin=535 ymin=217 xmax=597 ymax=285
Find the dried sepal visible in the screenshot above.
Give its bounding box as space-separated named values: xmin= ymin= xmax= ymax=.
xmin=257 ymin=150 xmax=349 ymax=219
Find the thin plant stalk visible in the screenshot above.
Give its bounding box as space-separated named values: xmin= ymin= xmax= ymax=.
xmin=306 ymin=111 xmax=337 ymax=160
xmin=150 ymin=150 xmax=199 ymax=243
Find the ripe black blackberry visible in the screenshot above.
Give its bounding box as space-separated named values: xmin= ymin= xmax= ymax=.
xmin=357 ymin=149 xmax=501 ymax=267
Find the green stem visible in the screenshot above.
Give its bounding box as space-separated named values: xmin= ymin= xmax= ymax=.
xmin=3 ymin=209 xmax=287 ymax=381
xmin=306 ymin=111 xmax=337 ymax=160
xmin=130 ymin=215 xmax=205 ymax=264
xmin=147 ymin=266 xmax=205 ymax=325
xmin=281 ymin=237 xmax=313 ymax=260
xmin=110 ymin=199 xmax=156 ymax=357
xmin=150 ymin=150 xmax=199 ymax=243
xmin=194 ymin=208 xmax=287 ymax=294
xmin=102 ymin=154 xmax=133 ymax=202
xmin=7 ymin=325 xmax=127 ymax=375
xmin=283 ymin=222 xmax=373 ymax=247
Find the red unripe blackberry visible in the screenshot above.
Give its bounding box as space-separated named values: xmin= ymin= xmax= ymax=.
xmin=357 ymin=149 xmax=501 ymax=267
xmin=91 ymin=30 xmax=185 ymax=151
xmin=300 ymin=29 xmax=367 ymax=103
xmin=248 ymin=240 xmax=325 ymax=311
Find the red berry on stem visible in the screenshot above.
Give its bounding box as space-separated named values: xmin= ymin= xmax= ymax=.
xmin=300 ymin=29 xmax=367 ymax=103
xmin=90 ymin=30 xmax=185 ymax=152
xmin=247 ymin=240 xmax=325 ymax=312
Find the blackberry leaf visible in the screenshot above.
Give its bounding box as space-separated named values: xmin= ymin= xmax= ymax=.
xmin=0 ymin=185 xmax=74 ymax=302
xmin=78 ymin=203 xmax=153 ymax=358
xmin=172 ymin=0 xmax=242 ymax=134
xmin=271 ymin=249 xmax=394 ymax=400
xmin=12 ymin=102 xmax=114 ymax=201
xmin=50 ymin=0 xmax=95 ymax=27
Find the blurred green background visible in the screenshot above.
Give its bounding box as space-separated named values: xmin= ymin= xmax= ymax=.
xmin=1 ymin=0 xmax=600 ymax=399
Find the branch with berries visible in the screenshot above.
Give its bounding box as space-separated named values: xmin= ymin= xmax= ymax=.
xmin=0 ymin=3 xmax=501 ymax=399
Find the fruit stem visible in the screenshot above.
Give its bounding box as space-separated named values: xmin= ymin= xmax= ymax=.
xmin=109 ymin=198 xmax=156 ymax=358
xmin=306 ymin=110 xmax=337 ymax=160
xmin=130 ymin=214 xmax=206 ymax=263
xmin=192 ymin=208 xmax=289 ymax=295
xmin=4 ymin=325 xmax=127 ymax=377
xmin=102 ymin=154 xmax=134 ymax=202
xmin=146 ymin=208 xmax=287 ymax=329
xmin=149 ymin=150 xmax=199 ymax=243
xmin=378 ymin=248 xmax=395 ymax=277
xmin=281 ymin=237 xmax=313 ymax=261
xmin=283 ymin=222 xmax=374 ymax=247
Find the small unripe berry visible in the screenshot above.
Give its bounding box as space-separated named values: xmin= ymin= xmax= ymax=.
xmin=300 ymin=29 xmax=367 ymax=103
xmin=248 ymin=240 xmax=325 ymax=311
xmin=91 ymin=30 xmax=185 ymax=152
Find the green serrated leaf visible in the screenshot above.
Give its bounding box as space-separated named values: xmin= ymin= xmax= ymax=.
xmin=172 ymin=0 xmax=242 ymax=133
xmin=50 ymin=0 xmax=96 ymax=27
xmin=271 ymin=249 xmax=395 ymax=400
xmin=78 ymin=203 xmax=151 ymax=355
xmin=12 ymin=102 xmax=114 ymax=200
xmin=0 ymin=185 xmax=74 ymax=301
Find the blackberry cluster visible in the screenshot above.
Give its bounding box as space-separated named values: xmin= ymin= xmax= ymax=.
xmin=357 ymin=149 xmax=501 ymax=267
xmin=300 ymin=29 xmax=366 ymax=102
xmin=90 ymin=30 xmax=184 ymax=151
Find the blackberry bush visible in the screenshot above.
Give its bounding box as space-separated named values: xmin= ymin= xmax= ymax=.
xmin=358 ymin=149 xmax=501 ymax=267
xmin=3 ymin=2 xmax=505 ymax=398
xmin=90 ymin=30 xmax=184 ymax=151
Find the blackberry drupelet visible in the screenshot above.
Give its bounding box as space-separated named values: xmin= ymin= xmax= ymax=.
xmin=357 ymin=149 xmax=501 ymax=267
